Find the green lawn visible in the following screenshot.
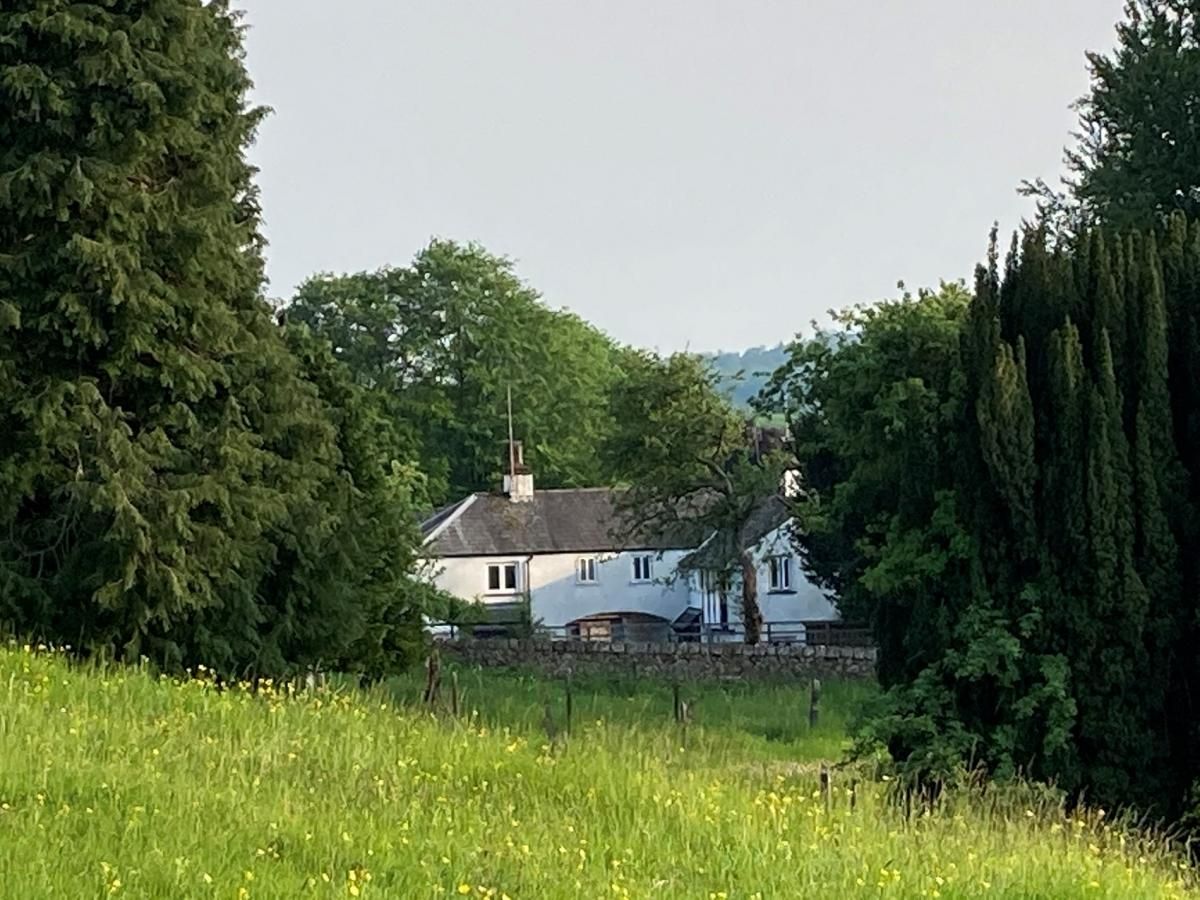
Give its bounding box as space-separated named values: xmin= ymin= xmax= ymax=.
xmin=0 ymin=644 xmax=1194 ymax=898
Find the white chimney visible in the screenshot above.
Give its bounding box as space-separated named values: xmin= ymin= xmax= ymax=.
xmin=503 ymin=440 xmax=534 ymax=502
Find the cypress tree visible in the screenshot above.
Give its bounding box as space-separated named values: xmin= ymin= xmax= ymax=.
xmin=1087 ymin=232 xmax=1128 ymax=395
xmin=0 ymin=1 xmax=364 ymax=672
xmin=1041 ymin=325 xmax=1089 ymax=612
xmin=1132 ymin=235 xmax=1186 ymax=504
xmin=976 ymin=339 xmax=1037 ymax=553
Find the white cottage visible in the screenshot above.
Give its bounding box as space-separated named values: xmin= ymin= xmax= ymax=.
xmin=420 ymin=442 xmax=840 ymax=641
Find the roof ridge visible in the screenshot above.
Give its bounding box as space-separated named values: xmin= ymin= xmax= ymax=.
xmin=472 ymin=486 xmax=622 ymax=497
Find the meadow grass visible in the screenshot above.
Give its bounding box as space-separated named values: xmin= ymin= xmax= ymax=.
xmin=0 ymin=644 xmax=1194 ymax=899
xmin=379 ymin=666 xmax=875 ymax=763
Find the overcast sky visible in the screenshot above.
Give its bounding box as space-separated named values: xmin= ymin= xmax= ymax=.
xmin=241 ymin=1 xmax=1125 ymax=352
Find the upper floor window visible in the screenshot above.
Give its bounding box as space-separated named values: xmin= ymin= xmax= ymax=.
xmin=577 ymin=557 xmax=598 ymax=584
xmin=631 ymin=554 xmax=654 ymax=583
xmin=768 ymin=556 xmax=793 ymax=592
xmin=486 ymin=562 xmax=519 ymax=593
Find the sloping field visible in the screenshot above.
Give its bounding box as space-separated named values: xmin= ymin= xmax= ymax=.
xmin=0 ymin=645 xmax=1192 ymax=898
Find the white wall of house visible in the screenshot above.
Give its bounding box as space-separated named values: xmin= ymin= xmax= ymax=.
xmin=425 ymin=520 xmax=838 ymax=634
xmin=687 ymin=523 xmax=838 ymax=629
xmin=427 ymin=549 xmax=694 ymax=628
xmin=755 ymin=524 xmax=839 ymax=623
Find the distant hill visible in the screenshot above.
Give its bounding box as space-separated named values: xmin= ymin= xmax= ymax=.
xmin=705 ymin=345 xmax=789 ymax=408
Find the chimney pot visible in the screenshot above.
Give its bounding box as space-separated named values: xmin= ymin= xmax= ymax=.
xmin=503 ymin=440 xmax=534 ymax=501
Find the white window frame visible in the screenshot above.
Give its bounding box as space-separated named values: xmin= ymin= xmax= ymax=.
xmin=700 ymin=569 xmax=730 ymax=625
xmin=485 ymin=561 xmax=520 ymax=595
xmin=768 ymin=555 xmax=793 ymax=592
xmin=631 ymin=554 xmax=654 ymax=583
xmin=576 ymin=556 xmax=598 ymax=585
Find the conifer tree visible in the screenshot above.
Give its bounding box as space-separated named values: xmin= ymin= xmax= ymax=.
xmin=0 ymin=1 xmax=419 ymax=673
xmin=786 ymin=218 xmax=1200 ymax=814
xmin=1025 ymin=1 xmax=1200 ymax=232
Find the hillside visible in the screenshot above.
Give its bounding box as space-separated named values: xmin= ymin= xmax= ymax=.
xmin=706 ymin=345 xmax=790 ymax=408
xmin=0 ymin=645 xmax=1193 ymax=898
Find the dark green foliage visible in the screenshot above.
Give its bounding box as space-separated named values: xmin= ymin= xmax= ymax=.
xmin=0 ymin=1 xmax=429 ymax=676
xmin=288 ymin=242 xmax=624 ymax=505
xmin=268 ymin=325 xmax=434 ymax=679
xmin=1026 ymin=1 xmax=1200 ymax=232
xmin=759 ymin=284 xmax=972 ymax=639
xmin=775 ymin=220 xmax=1200 ymax=815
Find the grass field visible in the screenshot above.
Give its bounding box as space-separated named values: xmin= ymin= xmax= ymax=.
xmin=379 ymin=666 xmax=875 ymax=763
xmin=0 ymin=644 xmax=1195 ymax=899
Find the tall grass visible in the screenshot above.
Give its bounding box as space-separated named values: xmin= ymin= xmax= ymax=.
xmin=0 ymin=644 xmax=1193 ymax=898
xmin=380 ymin=666 xmax=875 ymax=762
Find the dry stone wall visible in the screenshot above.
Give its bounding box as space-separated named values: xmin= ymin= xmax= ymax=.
xmin=438 ymin=638 xmax=876 ymax=681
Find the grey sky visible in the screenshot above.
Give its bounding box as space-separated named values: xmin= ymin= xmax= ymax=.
xmin=242 ymin=1 xmax=1124 ymax=353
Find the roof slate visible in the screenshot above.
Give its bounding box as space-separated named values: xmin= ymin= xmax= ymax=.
xmin=421 ymin=488 xmax=698 ymax=557
xmin=679 ymin=495 xmax=792 ymax=570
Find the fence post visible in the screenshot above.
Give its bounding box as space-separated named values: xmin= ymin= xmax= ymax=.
xmin=820 ymin=765 xmax=831 ymax=815
xmin=450 ymin=670 xmax=460 ymax=718
xmin=672 ymin=683 xmax=682 ymax=723
xmin=808 ymin=677 xmax=821 ymax=729
xmin=564 ymin=676 xmax=573 ymax=737
xmin=422 ymin=649 xmax=441 ymax=707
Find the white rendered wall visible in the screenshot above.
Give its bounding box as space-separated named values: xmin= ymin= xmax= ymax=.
xmin=427 ymin=550 xmax=695 ymax=628
xmin=686 ymin=523 xmax=839 ymax=626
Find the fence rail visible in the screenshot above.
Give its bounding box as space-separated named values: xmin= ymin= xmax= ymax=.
xmin=425 ymin=618 xmax=873 ymax=648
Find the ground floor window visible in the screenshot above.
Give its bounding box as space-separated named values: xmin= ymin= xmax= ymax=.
xmin=700 ymin=569 xmax=730 ymax=625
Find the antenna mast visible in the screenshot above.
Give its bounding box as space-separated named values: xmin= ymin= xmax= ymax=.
xmin=507 ymin=385 xmax=516 ymax=482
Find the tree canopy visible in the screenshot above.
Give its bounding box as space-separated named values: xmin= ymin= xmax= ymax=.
xmin=771 ymin=223 xmax=1200 ymax=816
xmin=0 ymin=0 xmax=430 ymax=677
xmin=288 ymin=241 xmax=625 ymax=505
xmin=760 ymin=283 xmax=972 ymax=634
xmin=1026 ymin=1 xmax=1200 ymax=232
xmin=607 ymin=351 xmax=784 ymax=643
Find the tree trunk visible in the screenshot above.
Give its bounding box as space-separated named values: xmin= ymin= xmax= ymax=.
xmin=739 ymin=550 xmax=762 ymax=645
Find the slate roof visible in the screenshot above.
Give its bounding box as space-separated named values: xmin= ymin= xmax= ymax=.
xmin=679 ymin=495 xmax=792 ymax=570
xmin=421 ymin=488 xmax=700 ymax=558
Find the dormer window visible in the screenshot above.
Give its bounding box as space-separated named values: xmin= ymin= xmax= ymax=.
xmin=577 ymin=557 xmax=598 ymax=584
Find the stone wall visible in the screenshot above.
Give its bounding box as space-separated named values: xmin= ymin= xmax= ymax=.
xmin=438 ymin=638 xmax=877 ymax=681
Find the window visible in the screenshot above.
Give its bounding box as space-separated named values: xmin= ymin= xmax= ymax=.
xmin=486 ymin=562 xmax=519 ymax=593
xmin=700 ymin=570 xmax=729 ymax=625
xmin=631 ymin=554 xmax=653 ymax=583
xmin=577 ymin=557 xmax=598 ymax=584
xmin=768 ymin=556 xmax=793 ymax=592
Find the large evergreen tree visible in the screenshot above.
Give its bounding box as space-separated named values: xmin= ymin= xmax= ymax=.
xmin=1025 ymin=1 xmax=1200 ymax=232
xmin=0 ymin=1 xmax=426 ymax=674
xmin=780 ymin=223 xmax=1200 ymax=814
